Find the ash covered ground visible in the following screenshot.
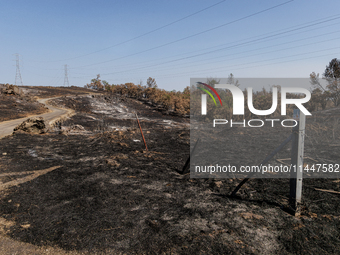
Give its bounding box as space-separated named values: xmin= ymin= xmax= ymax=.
xmin=0 ymin=85 xmax=98 ymax=122
xmin=0 ymin=93 xmax=340 ymax=254
xmin=0 ymin=90 xmax=48 ymax=122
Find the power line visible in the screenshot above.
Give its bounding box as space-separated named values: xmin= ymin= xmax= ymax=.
xmin=73 ymin=0 xmax=294 ymax=69
xmin=126 ymin=34 xmax=340 ymax=75
xmin=95 ymin=15 xmax=340 ymax=76
xmin=67 ymin=23 xmax=340 ymax=84
xmin=48 ymin=69 xmax=64 ymax=86
xmin=153 ymin=47 xmax=340 ymax=79
xmin=69 ymin=20 xmax=340 ymax=78
xmin=71 ymin=19 xmax=340 ymax=75
xmin=93 ymin=46 xmax=339 ymax=81
xmin=34 ymin=0 xmax=227 ymax=63
xmin=73 ymin=17 xmax=340 ymax=74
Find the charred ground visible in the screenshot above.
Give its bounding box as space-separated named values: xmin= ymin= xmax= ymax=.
xmin=0 ymin=87 xmax=48 ymax=122
xmin=0 ymin=91 xmax=339 ymax=254
xmin=0 ymin=85 xmax=99 ymax=122
xmin=21 ymin=86 xmax=102 ymax=98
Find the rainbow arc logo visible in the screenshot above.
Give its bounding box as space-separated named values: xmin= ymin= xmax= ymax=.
xmin=196 ymin=82 xmax=223 ymax=106
xmin=197 ymin=82 xmax=312 ymax=116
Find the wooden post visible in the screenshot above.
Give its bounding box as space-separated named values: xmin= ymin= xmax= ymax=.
xmin=289 ymin=109 xmax=306 ymax=215
xmin=136 ymin=113 xmax=148 ymax=151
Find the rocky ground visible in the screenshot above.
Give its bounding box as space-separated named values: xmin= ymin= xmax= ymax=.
xmin=0 ymin=91 xmax=339 ymax=254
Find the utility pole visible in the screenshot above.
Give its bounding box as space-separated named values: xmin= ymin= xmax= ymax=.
xmin=64 ymin=64 xmax=69 ymax=86
xmin=290 ymin=109 xmax=306 ymax=216
xmin=14 ymin=53 xmax=23 ymax=86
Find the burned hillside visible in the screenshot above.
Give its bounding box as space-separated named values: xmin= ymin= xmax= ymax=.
xmin=0 ymin=84 xmax=49 ymax=122
xmin=0 ymin=93 xmax=339 ymax=254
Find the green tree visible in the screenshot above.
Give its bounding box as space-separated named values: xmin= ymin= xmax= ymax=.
xmin=310 ymin=72 xmax=326 ymax=91
xmin=312 ymin=88 xmax=328 ymax=110
xmin=227 ymin=73 xmax=240 ymax=87
xmin=86 ymin=74 xmax=104 ymax=91
xmin=206 ymin=77 xmax=220 ymax=87
xmin=324 ymin=58 xmax=340 ymax=106
xmin=146 ymin=77 xmax=157 ymax=88
xmin=310 ymin=59 xmax=340 ymax=106
xmin=102 ymin=80 xmax=111 ymax=91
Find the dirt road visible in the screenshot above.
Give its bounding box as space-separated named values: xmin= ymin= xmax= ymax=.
xmin=0 ymin=98 xmax=73 ymax=139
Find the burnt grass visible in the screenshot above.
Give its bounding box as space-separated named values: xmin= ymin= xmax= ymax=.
xmin=21 ymin=86 xmax=102 ymax=98
xmin=0 ymin=94 xmax=48 ymax=122
xmin=0 ymin=94 xmax=340 ymax=254
xmin=0 ymin=85 xmax=97 ymax=122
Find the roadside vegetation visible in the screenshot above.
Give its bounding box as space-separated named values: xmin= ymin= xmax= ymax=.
xmin=85 ymin=59 xmax=340 ymax=120
xmin=86 ymin=75 xmax=190 ymax=116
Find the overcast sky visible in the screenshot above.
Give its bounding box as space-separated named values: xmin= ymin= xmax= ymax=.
xmin=1 ymin=0 xmax=340 ymax=91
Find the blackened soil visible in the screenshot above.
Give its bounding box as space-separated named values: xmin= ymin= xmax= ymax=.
xmin=192 ymin=108 xmax=340 ymax=179
xmin=0 ymin=94 xmax=48 ymax=122
xmin=0 ymin=95 xmax=339 ymax=254
xmin=21 ymin=86 xmax=101 ymax=98
xmin=49 ymin=93 xmax=188 ymax=124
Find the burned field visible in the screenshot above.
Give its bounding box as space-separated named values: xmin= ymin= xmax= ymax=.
xmin=0 ymin=94 xmax=340 ymax=254
xmin=21 ymin=86 xmax=101 ymax=98
xmin=0 ymin=84 xmax=97 ymax=122
xmin=0 ymin=90 xmax=48 ymax=122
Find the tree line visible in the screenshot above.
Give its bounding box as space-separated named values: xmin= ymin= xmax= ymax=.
xmin=85 ymin=75 xmax=190 ymax=116
xmin=85 ymin=58 xmax=340 ymax=117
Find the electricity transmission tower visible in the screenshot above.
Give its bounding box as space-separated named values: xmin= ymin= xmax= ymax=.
xmin=14 ymin=53 xmax=23 ymax=86
xmin=64 ymin=64 xmax=69 ymax=86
